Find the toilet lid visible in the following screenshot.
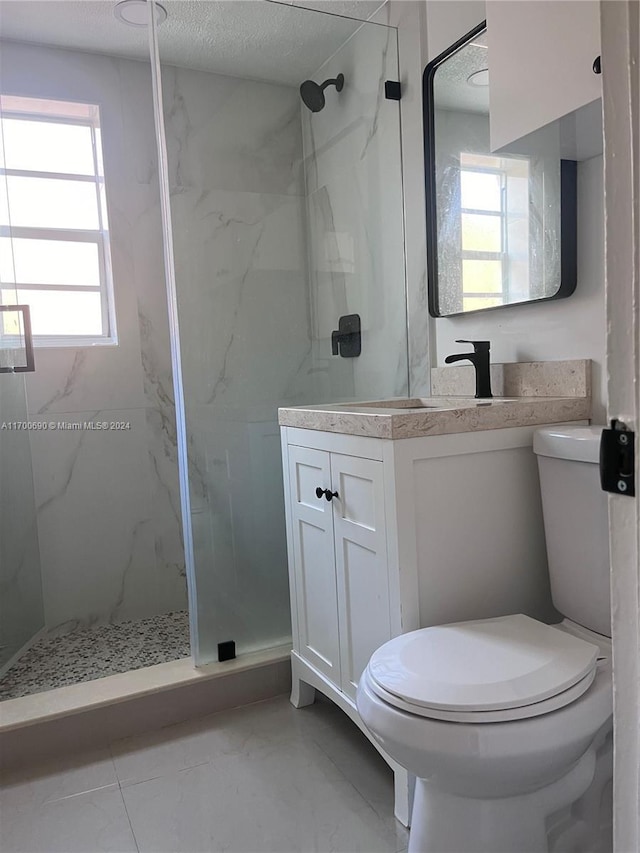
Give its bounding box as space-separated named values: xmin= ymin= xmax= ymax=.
xmin=368 ymin=615 xmax=599 ymax=713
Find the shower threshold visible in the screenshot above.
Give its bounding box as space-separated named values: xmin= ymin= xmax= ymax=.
xmin=0 ymin=642 xmax=292 ymax=734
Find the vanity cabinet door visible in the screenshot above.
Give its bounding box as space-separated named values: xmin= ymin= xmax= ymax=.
xmin=287 ymin=445 xmax=341 ymax=687
xmin=331 ymin=454 xmax=391 ymax=701
xmin=487 ymin=0 xmax=601 ymax=152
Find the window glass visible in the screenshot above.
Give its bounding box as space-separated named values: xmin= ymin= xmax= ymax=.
xmin=0 ymin=291 xmax=18 ymax=335
xmin=16 ymin=289 xmax=103 ymax=336
xmin=460 ymin=171 xmax=501 ymax=212
xmin=461 ymin=213 xmax=502 ymax=253
xmin=1 ymin=176 xmax=100 ymax=230
xmin=462 ymin=296 xmax=503 ymax=311
xmin=0 ymin=175 xmax=9 ymax=225
xmin=0 ymin=237 xmax=100 ymax=286
xmin=1 ymin=119 xmax=96 ymax=175
xmin=462 ymin=259 xmax=503 ymax=293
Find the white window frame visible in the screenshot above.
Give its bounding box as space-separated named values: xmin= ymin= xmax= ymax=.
xmin=0 ymin=96 xmax=117 ymax=348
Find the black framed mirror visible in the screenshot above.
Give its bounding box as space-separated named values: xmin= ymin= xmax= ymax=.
xmin=423 ymin=22 xmax=577 ymax=318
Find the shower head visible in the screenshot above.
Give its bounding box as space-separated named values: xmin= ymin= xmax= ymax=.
xmin=300 ymin=74 xmax=344 ymax=113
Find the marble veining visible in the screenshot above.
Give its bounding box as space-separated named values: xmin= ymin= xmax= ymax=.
xmin=34 ymin=351 xmax=87 ymax=416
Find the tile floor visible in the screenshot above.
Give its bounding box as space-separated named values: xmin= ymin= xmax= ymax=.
xmin=0 ymin=694 xmax=408 ymax=853
xmin=0 ymin=612 xmax=191 ymax=701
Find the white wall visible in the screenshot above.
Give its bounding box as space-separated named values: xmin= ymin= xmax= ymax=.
xmin=423 ymin=1 xmax=607 ymax=423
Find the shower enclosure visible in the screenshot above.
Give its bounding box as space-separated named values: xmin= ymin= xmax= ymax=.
xmin=0 ymin=0 xmax=408 ymax=700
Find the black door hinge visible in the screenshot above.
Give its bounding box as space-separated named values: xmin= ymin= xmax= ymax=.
xmin=384 ymin=81 xmax=402 ymax=101
xmin=600 ymin=420 xmax=635 ymax=496
xmin=218 ymin=640 xmax=236 ymax=661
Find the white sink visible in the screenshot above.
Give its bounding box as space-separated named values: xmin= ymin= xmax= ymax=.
xmin=348 ymin=399 xmax=445 ymax=410
xmin=342 ymin=397 xmax=518 ymax=411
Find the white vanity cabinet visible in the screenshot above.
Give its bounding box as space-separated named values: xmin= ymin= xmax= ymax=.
xmin=281 ymin=421 xmax=567 ymax=826
xmin=286 ymin=444 xmax=390 ymax=701
xmin=487 ymin=0 xmax=601 ymax=154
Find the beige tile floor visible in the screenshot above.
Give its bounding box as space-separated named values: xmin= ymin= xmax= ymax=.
xmin=0 ymin=694 xmax=408 ymax=853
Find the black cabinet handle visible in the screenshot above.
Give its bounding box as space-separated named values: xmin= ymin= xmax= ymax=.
xmin=593 ymin=56 xmax=601 ymax=74
xmin=315 ymin=487 xmax=339 ymax=502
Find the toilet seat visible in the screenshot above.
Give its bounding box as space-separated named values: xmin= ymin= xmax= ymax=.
xmin=367 ymin=614 xmax=601 ymax=724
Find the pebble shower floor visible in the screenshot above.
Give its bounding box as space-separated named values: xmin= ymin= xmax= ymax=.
xmin=0 ymin=611 xmax=190 ymax=701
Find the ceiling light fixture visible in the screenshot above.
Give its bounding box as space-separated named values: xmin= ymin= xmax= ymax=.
xmin=467 ymin=69 xmax=489 ymax=88
xmin=114 ymin=0 xmax=167 ymax=28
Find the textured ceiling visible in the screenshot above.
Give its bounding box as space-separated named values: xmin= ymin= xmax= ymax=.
xmin=0 ymin=0 xmax=385 ymax=86
xmin=433 ymin=30 xmax=489 ymax=115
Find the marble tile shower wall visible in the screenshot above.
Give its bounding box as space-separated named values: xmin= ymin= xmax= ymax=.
xmin=1 ymin=42 xmax=187 ymax=633
xmin=302 ymin=21 xmax=409 ymax=402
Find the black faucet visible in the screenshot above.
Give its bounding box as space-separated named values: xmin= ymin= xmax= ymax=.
xmin=444 ymin=340 xmax=493 ymax=398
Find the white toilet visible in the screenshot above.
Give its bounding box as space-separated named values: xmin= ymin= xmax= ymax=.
xmin=356 ymin=426 xmax=613 ymax=853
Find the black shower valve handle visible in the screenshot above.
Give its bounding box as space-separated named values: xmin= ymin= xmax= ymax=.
xmin=331 ymin=313 xmax=361 ymax=358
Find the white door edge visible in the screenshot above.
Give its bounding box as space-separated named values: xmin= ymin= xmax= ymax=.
xmin=601 ymin=2 xmax=640 ymax=850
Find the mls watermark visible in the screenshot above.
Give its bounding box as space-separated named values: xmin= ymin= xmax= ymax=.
xmin=1 ymin=421 xmax=132 ymax=431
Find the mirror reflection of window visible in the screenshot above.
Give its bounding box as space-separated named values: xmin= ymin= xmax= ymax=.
xmin=459 ymin=153 xmax=530 ymax=311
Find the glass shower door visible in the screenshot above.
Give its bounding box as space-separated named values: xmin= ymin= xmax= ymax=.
xmin=149 ymin=1 xmax=408 ymax=664
xmin=0 ymin=134 xmax=44 ymax=673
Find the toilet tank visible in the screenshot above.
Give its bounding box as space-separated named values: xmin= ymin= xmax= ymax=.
xmin=534 ymin=426 xmax=611 ymax=637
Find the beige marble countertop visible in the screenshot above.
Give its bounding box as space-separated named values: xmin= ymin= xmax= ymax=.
xmin=278 ymin=395 xmax=591 ymax=439
xmin=279 ymin=361 xmax=591 ymax=439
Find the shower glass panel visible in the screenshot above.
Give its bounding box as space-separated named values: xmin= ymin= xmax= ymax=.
xmin=0 ymin=5 xmax=190 ymax=700
xmin=0 ymin=369 xmax=44 ymax=675
xmin=153 ymin=2 xmax=408 ymax=663
xmin=0 ymin=113 xmax=44 ymax=674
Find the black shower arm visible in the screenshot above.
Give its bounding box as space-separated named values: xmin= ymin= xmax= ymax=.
xmin=320 ymin=77 xmax=341 ymax=92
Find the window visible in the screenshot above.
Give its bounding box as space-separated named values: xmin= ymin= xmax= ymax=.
xmin=0 ymin=95 xmax=116 ymax=346
xmin=459 ymin=152 xmax=529 ymax=312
